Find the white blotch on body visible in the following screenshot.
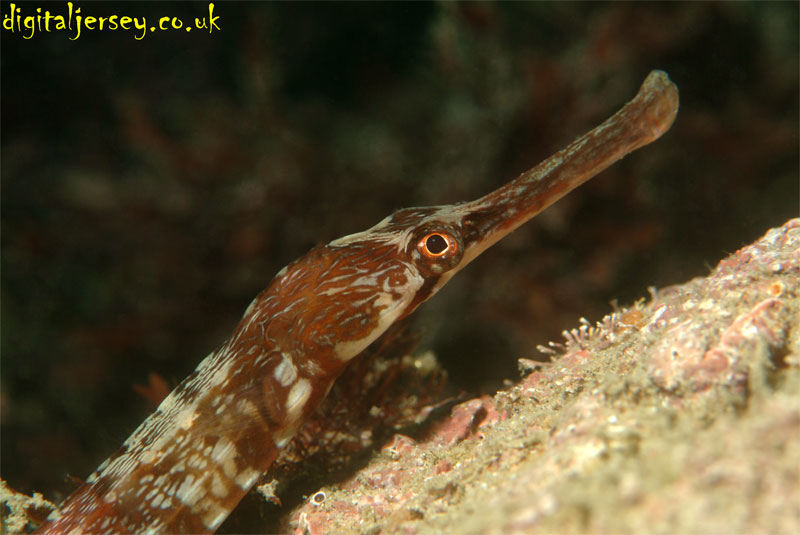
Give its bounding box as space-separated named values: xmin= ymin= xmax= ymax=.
xmin=177 ymin=408 xmax=199 ymax=430
xmin=333 ymin=267 xmax=423 ymax=362
xmin=272 ymin=426 xmax=296 ymax=449
xmin=286 ymin=379 xmax=312 ymax=422
xmin=175 ymin=474 xmax=203 ymax=507
xmin=274 ymin=353 xmax=298 ymax=387
xmin=202 ymin=504 xmax=230 ymax=532
xmin=235 ymin=467 xmax=261 ymax=489
xmin=210 ymin=471 xmax=228 ymax=498
xmin=210 ymin=438 xmax=239 ymax=479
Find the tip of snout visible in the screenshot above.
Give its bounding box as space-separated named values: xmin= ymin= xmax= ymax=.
xmin=638 ymin=70 xmax=680 ymax=141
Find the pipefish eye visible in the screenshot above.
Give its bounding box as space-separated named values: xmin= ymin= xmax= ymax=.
xmin=417 ymin=232 xmax=457 ymax=259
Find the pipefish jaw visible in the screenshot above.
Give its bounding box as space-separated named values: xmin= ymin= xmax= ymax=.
xmin=36 ymin=70 xmax=678 ymax=535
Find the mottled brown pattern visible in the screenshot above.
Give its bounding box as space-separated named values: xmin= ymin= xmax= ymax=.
xmin=35 ymin=71 xmax=678 ymax=534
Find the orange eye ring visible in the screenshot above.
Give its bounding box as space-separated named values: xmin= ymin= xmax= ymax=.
xmin=418 ymin=232 xmax=456 ymax=258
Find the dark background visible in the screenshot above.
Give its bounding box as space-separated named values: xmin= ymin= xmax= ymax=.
xmin=2 ymin=0 xmax=797 ymax=526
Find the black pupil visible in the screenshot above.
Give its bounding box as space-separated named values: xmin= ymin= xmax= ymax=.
xmin=426 ymin=234 xmax=448 ymax=255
